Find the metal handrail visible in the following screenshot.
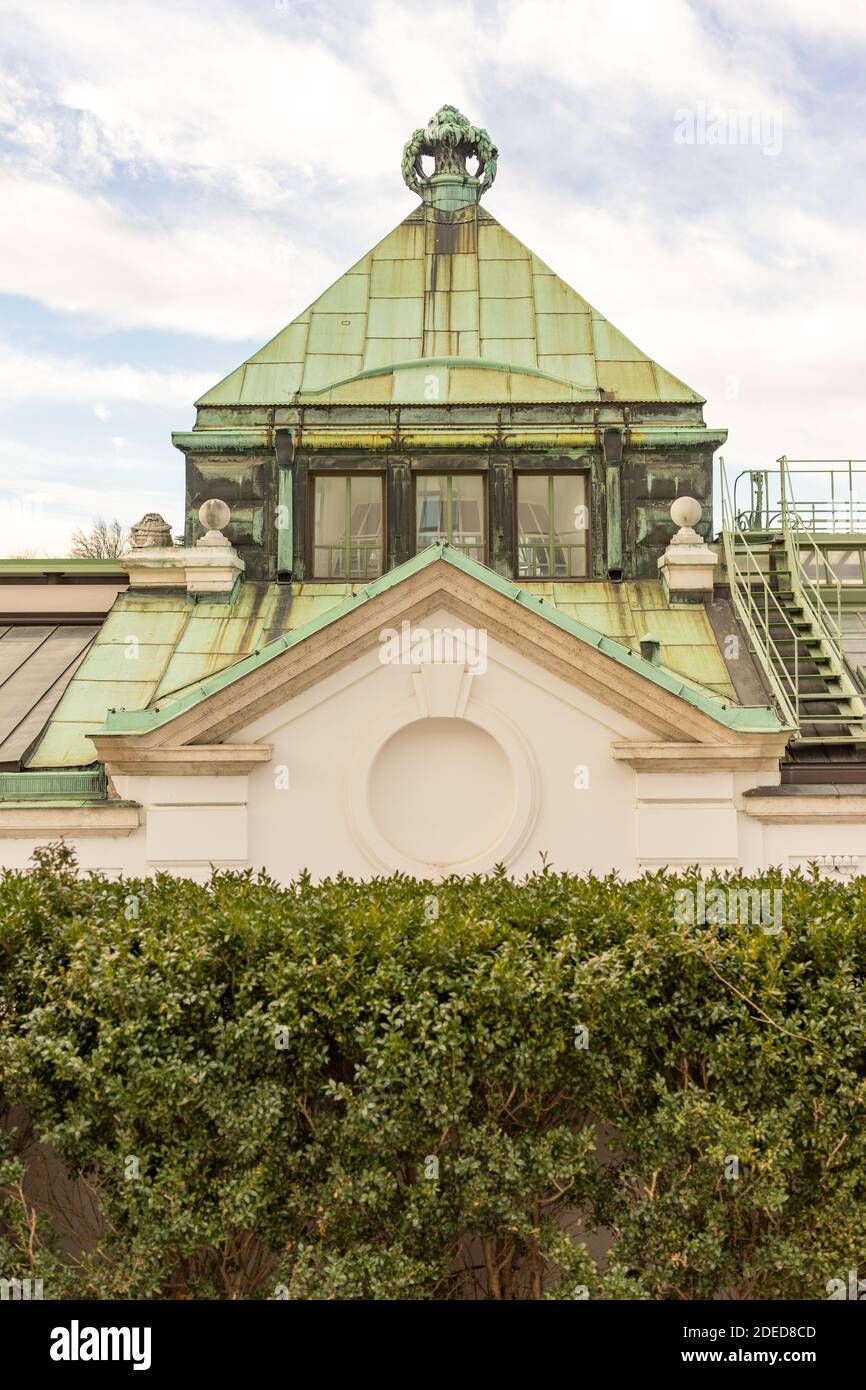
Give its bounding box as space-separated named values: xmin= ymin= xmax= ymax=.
xmin=720 ymin=461 xmax=799 ymax=727
xmin=731 ymin=459 xmax=866 ymax=534
xmin=732 ymin=468 xmax=786 ymax=531
xmin=779 ymin=458 xmax=866 ymax=533
xmin=784 ymin=511 xmax=844 ymax=673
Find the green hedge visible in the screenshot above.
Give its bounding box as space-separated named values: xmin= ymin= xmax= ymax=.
xmin=1 ymin=844 xmax=865 ymax=1299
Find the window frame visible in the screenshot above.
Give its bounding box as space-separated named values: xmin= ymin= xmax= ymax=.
xmin=513 ymin=469 xmax=592 ymax=582
xmin=411 ymin=470 xmax=488 ymax=565
xmin=308 ymin=470 xmax=386 ymax=582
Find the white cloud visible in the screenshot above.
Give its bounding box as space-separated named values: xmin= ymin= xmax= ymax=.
xmin=713 ymin=0 xmax=866 ymax=42
xmin=0 ymin=0 xmax=402 ymax=202
xmin=0 ymin=341 xmax=211 ymax=406
xmin=0 ymin=0 xmax=864 ymax=539
xmin=497 ymin=0 xmax=786 ymax=115
xmin=0 ymin=437 xmax=180 ymax=555
xmin=0 ymin=170 xmax=339 ymax=339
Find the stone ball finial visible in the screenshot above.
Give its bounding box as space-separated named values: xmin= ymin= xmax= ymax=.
xmin=130 ymin=513 xmax=172 ymax=549
xmin=199 ymin=498 xmax=231 ymax=531
xmin=670 ymin=496 xmax=702 ymax=530
xmin=197 ymin=498 xmax=232 ymax=548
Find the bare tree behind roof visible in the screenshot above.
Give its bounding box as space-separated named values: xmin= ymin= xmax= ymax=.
xmin=69 ymin=518 xmax=129 ymax=559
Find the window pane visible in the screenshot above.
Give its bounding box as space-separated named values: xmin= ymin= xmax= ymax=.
xmin=313 ymin=476 xmax=382 ymax=579
xmin=313 ymin=475 xmax=346 ymax=578
xmin=516 ymin=474 xmax=589 ymax=578
xmin=415 ymin=475 xmax=485 ymax=561
xmin=450 ymin=475 xmax=484 ymax=561
xmin=347 ymin=474 xmax=382 ymax=579
xmin=416 ymin=475 xmax=447 ymax=548
xmin=552 ymin=475 xmax=588 ymax=577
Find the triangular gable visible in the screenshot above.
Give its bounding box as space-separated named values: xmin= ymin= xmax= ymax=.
xmin=90 ymin=547 xmax=787 ymax=777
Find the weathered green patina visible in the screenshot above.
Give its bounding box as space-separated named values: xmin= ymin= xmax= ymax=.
xmin=193 ymin=211 xmax=703 ymax=411
xmin=402 ymin=104 xmax=498 ymax=209
xmin=175 ymin=108 xmax=724 ymax=583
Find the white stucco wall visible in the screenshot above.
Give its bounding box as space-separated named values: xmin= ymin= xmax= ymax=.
xmin=234 ymin=607 xmax=649 ymax=880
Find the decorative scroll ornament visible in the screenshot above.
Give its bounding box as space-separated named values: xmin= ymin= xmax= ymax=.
xmin=401 ymin=104 xmax=498 ymax=199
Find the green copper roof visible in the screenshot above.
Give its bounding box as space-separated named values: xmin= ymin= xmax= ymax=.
xmin=0 ymin=768 xmax=105 ymax=798
xmin=197 ymin=204 xmax=703 ymax=408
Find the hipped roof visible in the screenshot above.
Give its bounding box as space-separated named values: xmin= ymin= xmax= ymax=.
xmin=198 ymin=205 xmax=704 ymax=408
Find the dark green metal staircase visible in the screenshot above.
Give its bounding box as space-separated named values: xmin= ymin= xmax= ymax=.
xmin=727 ymin=532 xmax=866 ymax=779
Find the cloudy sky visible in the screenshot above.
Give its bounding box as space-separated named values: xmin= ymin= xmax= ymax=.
xmin=1 ymin=0 xmax=864 ymax=554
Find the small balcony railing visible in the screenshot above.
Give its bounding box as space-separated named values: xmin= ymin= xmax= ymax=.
xmin=312 ymin=543 xmax=382 ymax=580
xmin=416 ymin=532 xmax=485 ymax=563
xmin=517 ymin=543 xmax=588 ymax=579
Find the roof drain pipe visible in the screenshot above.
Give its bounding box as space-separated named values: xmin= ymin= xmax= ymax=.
xmin=603 ymin=427 xmax=624 ymax=581
xmin=275 ymin=428 xmax=295 ymax=579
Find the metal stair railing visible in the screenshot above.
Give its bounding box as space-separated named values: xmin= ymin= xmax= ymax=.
xmin=784 ymin=513 xmax=844 ymax=674
xmin=720 ymin=461 xmax=799 ymax=728
xmin=732 ymin=466 xmax=786 ymax=531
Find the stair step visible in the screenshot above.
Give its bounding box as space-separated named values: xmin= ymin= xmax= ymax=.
xmin=767 ymin=640 xmax=825 ymax=651
xmin=793 ymin=736 xmax=866 ymax=745
xmin=796 ymin=694 xmax=858 ymax=706
xmin=798 ymin=715 xmax=866 ymax=725
xmin=751 ymin=587 xmax=797 ymax=599
xmin=795 ymin=694 xmax=857 ymax=704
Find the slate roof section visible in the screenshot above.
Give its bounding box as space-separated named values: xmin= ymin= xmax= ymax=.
xmin=197 ymin=205 xmax=703 ymax=408
xmin=0 ymin=625 xmax=99 ymax=770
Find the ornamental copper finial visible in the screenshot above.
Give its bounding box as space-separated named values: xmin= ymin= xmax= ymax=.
xmin=401 ymin=105 xmax=498 ymax=209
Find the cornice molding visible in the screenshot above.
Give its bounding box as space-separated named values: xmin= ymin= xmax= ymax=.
xmin=742 ymin=794 xmax=866 ymax=824
xmin=96 ymin=744 xmax=272 ymax=778
xmin=613 ymin=741 xmax=788 ymax=771
xmin=0 ymin=804 xmax=140 ymax=838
